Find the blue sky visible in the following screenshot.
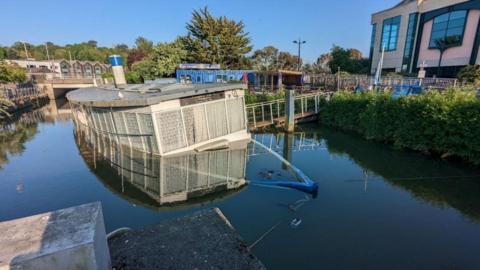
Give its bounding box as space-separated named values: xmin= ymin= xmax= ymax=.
xmin=1 ymin=0 xmax=399 ymax=62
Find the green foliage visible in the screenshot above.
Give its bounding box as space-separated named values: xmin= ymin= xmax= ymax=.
xmin=182 ymin=7 xmax=252 ymax=69
xmin=101 ymin=72 xmax=114 ymax=79
xmin=0 ymin=61 xmax=27 ymax=83
xmin=134 ymin=37 xmax=153 ymax=55
xmin=336 ymin=71 xmax=350 ymax=77
xmin=245 ymin=90 xmax=285 ymax=104
xmin=327 ymin=45 xmax=370 ymax=74
xmin=132 ymin=39 xmax=186 ymax=80
xmin=251 ymin=46 xmax=300 ymax=71
xmin=251 ymin=46 xmax=279 ymax=71
xmin=125 ymin=71 xmax=143 ymax=84
xmin=458 ymin=65 xmax=480 ymax=85
xmin=320 ymin=89 xmax=480 ymax=164
xmin=0 ymin=47 xmax=6 ymax=60
xmin=3 ymin=40 xmax=128 ymax=65
xmin=0 ymin=97 xmax=14 ymax=119
xmin=131 ymin=60 xmax=157 ymax=81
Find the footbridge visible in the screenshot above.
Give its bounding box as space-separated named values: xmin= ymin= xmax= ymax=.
xmin=35 ymin=76 xmax=109 ymax=100
xmin=245 ymin=92 xmax=333 ymax=130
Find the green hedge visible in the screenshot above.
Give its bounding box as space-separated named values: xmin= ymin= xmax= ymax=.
xmin=319 ymin=89 xmax=480 ymax=164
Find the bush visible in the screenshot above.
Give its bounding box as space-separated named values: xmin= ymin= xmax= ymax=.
xmin=0 ymin=61 xmax=27 ymax=84
xmin=245 ymin=90 xmax=285 ymax=104
xmin=125 ymin=71 xmax=143 ymax=84
xmin=319 ymin=89 xmax=480 ymax=164
xmin=457 ymin=65 xmax=480 ymax=85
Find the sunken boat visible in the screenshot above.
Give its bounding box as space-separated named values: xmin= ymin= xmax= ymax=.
xmin=67 ymin=82 xmax=250 ymax=156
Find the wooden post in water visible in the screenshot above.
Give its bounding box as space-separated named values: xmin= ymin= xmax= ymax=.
xmin=282 ymin=133 xmax=294 ymax=170
xmin=285 ymin=89 xmax=295 ymax=133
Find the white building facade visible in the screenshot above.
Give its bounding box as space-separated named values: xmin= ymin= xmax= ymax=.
xmin=7 ymin=59 xmax=110 ymax=78
xmin=370 ymin=0 xmax=480 ymax=77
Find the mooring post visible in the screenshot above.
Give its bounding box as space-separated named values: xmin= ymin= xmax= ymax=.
xmin=282 ymin=133 xmax=294 ymax=170
xmin=284 ymin=89 xmax=295 ymax=133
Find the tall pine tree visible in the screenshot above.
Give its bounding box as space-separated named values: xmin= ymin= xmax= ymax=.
xmin=182 ymin=7 xmax=252 ymax=69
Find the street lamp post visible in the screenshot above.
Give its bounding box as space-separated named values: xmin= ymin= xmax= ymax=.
xmin=293 ymin=38 xmax=306 ymax=71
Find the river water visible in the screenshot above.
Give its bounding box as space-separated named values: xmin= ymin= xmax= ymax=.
xmin=1 ymin=100 xmax=480 ymax=269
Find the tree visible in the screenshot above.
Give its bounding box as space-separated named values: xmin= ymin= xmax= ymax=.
xmin=135 ymin=37 xmax=153 ymax=55
xmin=0 ymin=61 xmax=27 ymax=84
xmin=127 ymin=37 xmax=154 ymax=69
xmin=315 ymin=53 xmax=332 ymax=73
xmin=0 ymin=47 xmax=6 ymax=60
xmin=132 ymin=39 xmax=187 ymax=79
xmin=251 ymin=46 xmax=279 ymax=71
xmin=277 ymin=52 xmax=300 ymax=71
xmin=131 ymin=60 xmax=157 ymax=80
xmin=328 ymin=45 xmax=369 ymax=74
xmin=457 ymin=65 xmax=480 ymax=85
xmin=182 ymin=7 xmax=252 ymax=69
xmin=127 ymin=49 xmax=147 ymax=69
xmin=87 ymin=40 xmax=98 ymax=48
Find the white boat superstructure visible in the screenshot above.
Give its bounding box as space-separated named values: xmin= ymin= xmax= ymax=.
xmin=67 ymin=82 xmax=250 ymax=156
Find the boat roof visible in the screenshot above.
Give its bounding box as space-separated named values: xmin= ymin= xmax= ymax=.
xmin=66 ymin=82 xmax=247 ymax=108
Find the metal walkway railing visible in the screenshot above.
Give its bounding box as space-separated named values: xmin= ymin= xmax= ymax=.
xmin=245 ymin=92 xmax=332 ymax=129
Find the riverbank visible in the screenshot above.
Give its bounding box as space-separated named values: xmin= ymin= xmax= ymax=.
xmin=318 ymin=89 xmax=480 ymax=165
xmin=109 ymin=208 xmax=265 ymax=270
xmin=1 ymin=94 xmax=49 ymax=121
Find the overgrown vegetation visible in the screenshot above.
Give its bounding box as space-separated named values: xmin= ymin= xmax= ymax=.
xmin=245 ymin=90 xmax=285 ymax=104
xmin=0 ymin=61 xmax=25 ymax=119
xmin=0 ymin=61 xmax=27 ymax=84
xmin=319 ymin=89 xmax=480 ymax=165
xmin=457 ymin=65 xmax=480 ymax=86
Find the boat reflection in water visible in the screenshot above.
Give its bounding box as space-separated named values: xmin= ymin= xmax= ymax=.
xmin=76 ymin=126 xmax=248 ymax=209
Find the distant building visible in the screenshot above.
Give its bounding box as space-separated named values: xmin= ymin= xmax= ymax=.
xmin=247 ymin=70 xmax=303 ymax=92
xmin=370 ymin=0 xmax=480 ymax=77
xmin=176 ymin=63 xmax=248 ymax=84
xmin=7 ymin=59 xmax=110 ymax=78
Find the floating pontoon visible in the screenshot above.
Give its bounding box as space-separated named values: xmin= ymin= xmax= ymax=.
xmin=67 ymin=82 xmax=250 ymax=156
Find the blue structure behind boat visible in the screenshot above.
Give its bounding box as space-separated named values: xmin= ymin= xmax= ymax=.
xmin=391 ymin=84 xmax=423 ymax=99
xmin=176 ymin=69 xmax=249 ymax=84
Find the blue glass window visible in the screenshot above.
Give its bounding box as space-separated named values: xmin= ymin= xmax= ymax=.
xmin=402 ymin=13 xmax=418 ymax=71
xmin=429 ymin=10 xmax=468 ymax=48
xmin=369 ymin=24 xmax=377 ymax=63
xmin=381 ymin=16 xmax=401 ymax=51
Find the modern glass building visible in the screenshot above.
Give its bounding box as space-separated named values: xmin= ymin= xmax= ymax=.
xmin=370 ymin=0 xmax=480 ymax=77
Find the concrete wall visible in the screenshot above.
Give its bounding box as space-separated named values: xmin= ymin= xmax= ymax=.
xmin=0 ymin=202 xmax=110 ymax=270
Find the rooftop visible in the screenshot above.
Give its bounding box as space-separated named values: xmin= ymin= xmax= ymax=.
xmin=66 ymin=82 xmax=247 ymax=107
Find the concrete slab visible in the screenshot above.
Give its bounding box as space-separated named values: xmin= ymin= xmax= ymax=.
xmin=0 ymin=202 xmax=110 ymax=270
xmin=108 ymin=208 xmax=266 ymax=270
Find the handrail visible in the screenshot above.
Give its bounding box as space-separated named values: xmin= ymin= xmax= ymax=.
xmin=245 ymin=92 xmax=328 ymax=108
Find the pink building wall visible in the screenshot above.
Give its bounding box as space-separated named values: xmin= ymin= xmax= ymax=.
xmin=417 ymin=10 xmax=480 ymax=68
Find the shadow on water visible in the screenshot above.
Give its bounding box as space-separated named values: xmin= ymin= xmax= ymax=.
xmin=299 ymin=124 xmax=480 ymax=222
